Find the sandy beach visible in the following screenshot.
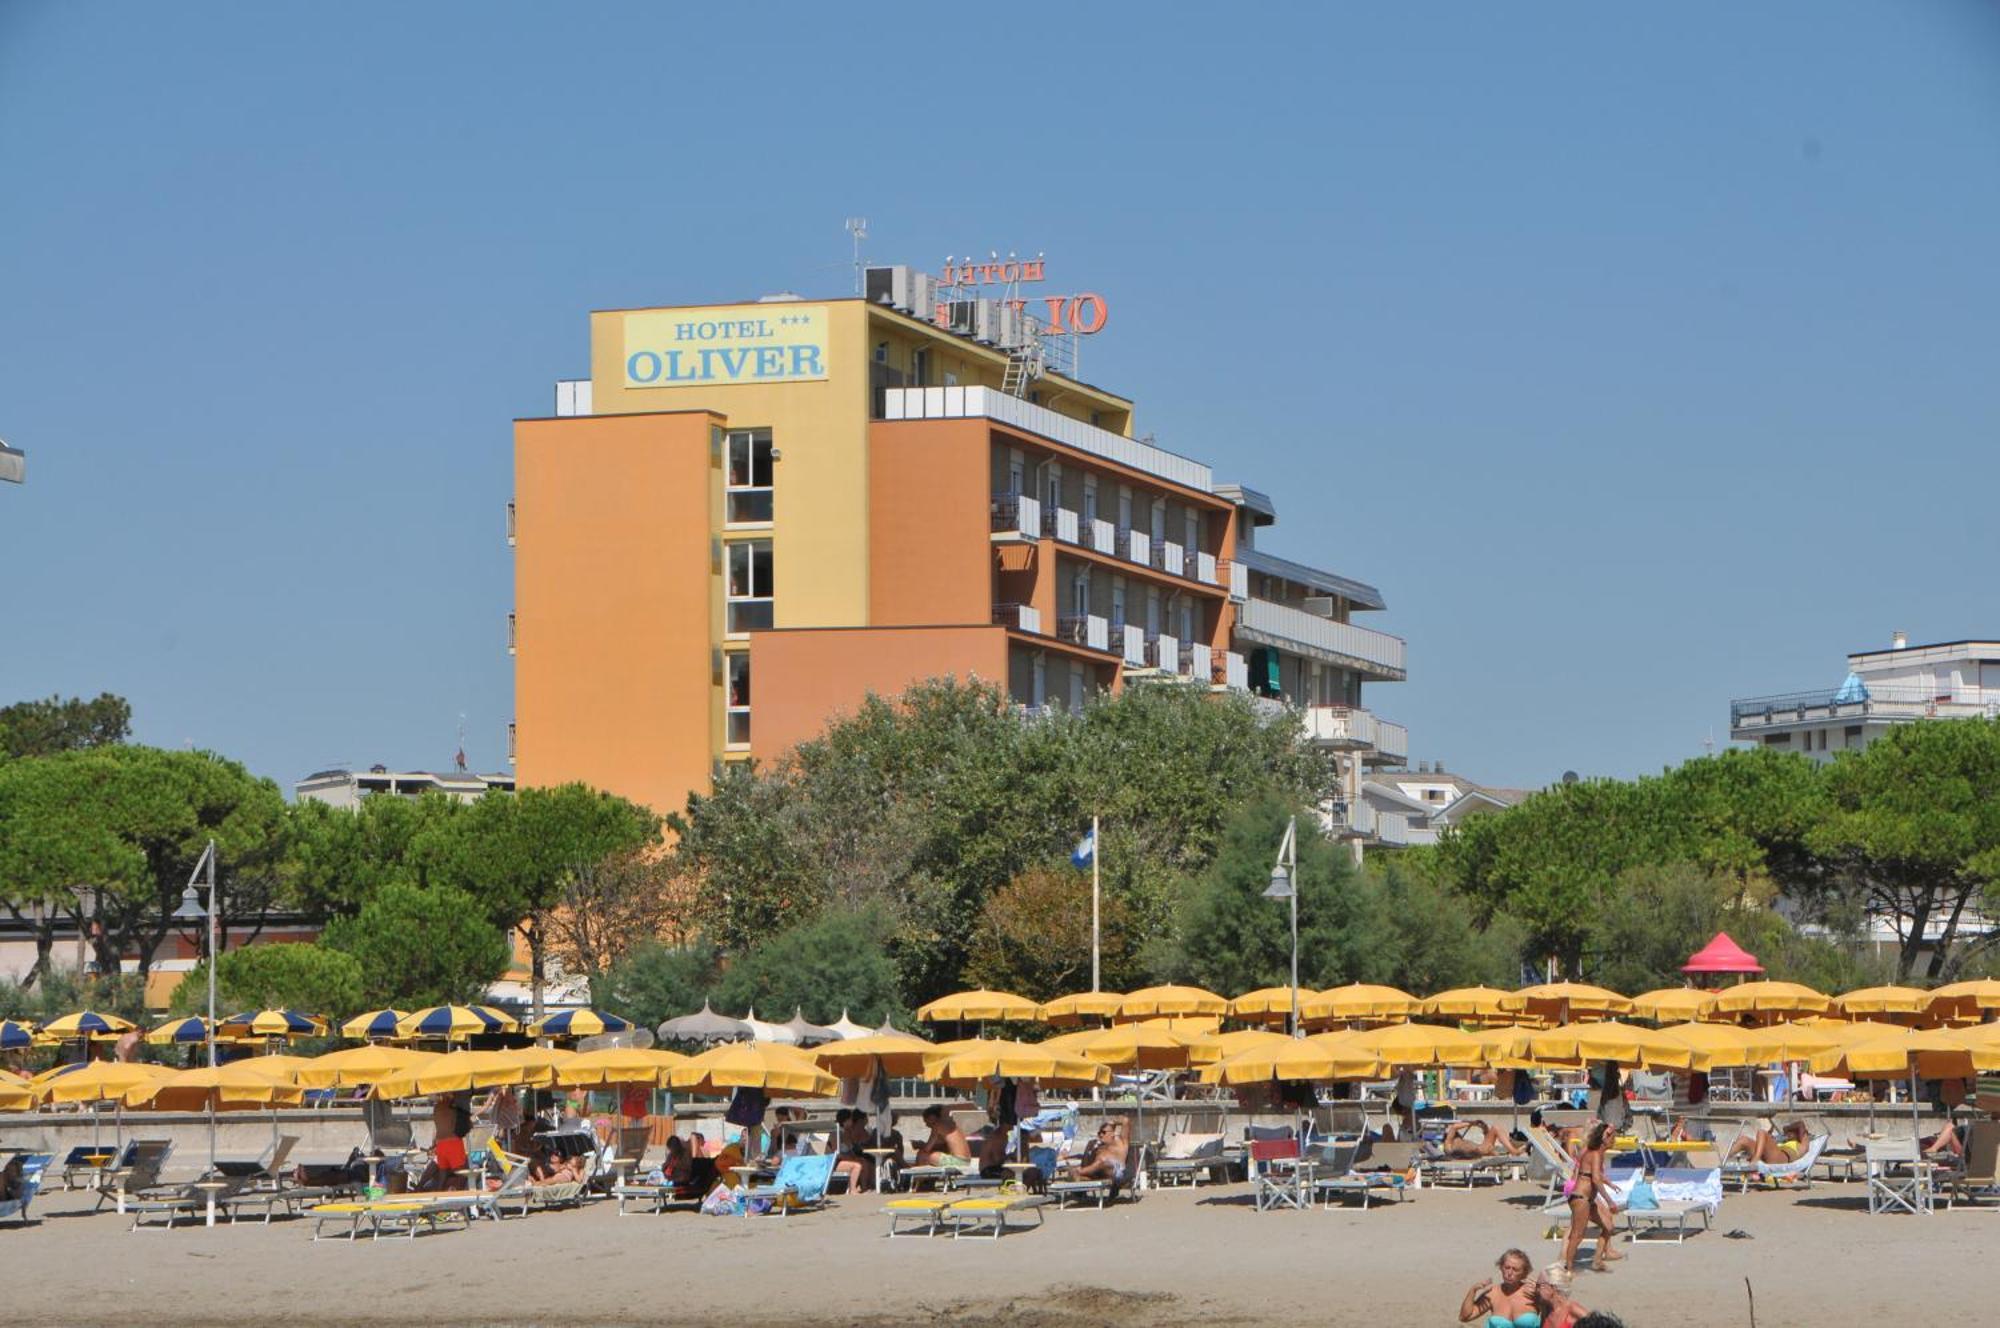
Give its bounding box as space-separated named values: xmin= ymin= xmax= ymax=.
xmin=6 ymin=1172 xmax=1985 ymax=1328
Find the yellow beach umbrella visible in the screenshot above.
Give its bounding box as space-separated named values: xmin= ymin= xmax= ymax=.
xmin=1339 ymin=1020 xmax=1487 ymax=1068
xmin=915 ymin=990 xmax=1043 ymax=1024
xmin=1117 ymin=985 xmax=1230 ymax=1018
xmin=1519 ymin=1020 xmax=1694 ymax=1071
xmin=1198 ymin=1034 xmax=1381 ymax=1086
xmin=811 ymin=1032 xmax=934 ymax=1079
xmin=1205 ymin=1029 xmax=1295 ymax=1063
xmin=1940 ymin=1023 xmax=2000 ymax=1070
xmin=397 ymin=1004 xmax=520 ymax=1040
xmin=669 ymin=1041 xmax=840 ymax=1097
xmin=1630 ymin=988 xmax=1719 ymax=1023
xmin=1833 ymin=986 xmax=1932 ymax=1020
xmin=918 ymin=1038 xmax=1109 ymax=1089
xmin=554 ymin=1047 xmax=690 ymax=1089
xmin=1654 ymin=1022 xmax=1785 ymax=1071
xmin=1305 ymin=983 xmax=1421 ymax=1023
xmin=1927 ymin=980 xmax=2000 ymax=1024
xmin=31 ymin=1060 xmax=173 ymax=1105
xmin=1420 ymin=986 xmax=1515 ymax=1021
xmin=1037 ymin=992 xmax=1125 ymax=1026
xmin=124 ymin=1060 xmax=304 ymax=1112
xmin=1810 ymin=1026 xmax=1977 ymax=1080
xmin=370 ymin=1049 xmax=555 ymax=1100
xmin=1043 ymin=1022 xmax=1220 ymax=1070
xmin=0 ymin=1069 xmax=33 ymax=1112
xmin=490 ymin=1046 xmax=577 ymax=1075
xmin=1502 ymin=983 xmax=1633 ymax=1021
xmin=1230 ymin=987 xmax=1319 ymax=1022
xmin=1708 ymin=980 xmax=1829 ymax=1018
xmin=294 ymin=1044 xmax=441 ymax=1089
xmin=1468 ymin=1026 xmax=1541 ymax=1070
xmin=341 ymin=1009 xmax=411 ymax=1041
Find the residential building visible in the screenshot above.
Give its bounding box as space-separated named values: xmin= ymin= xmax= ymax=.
xmin=1359 ymin=763 xmax=1532 ymax=847
xmin=294 ymin=765 xmax=516 ymax=809
xmin=510 ymin=264 xmax=1408 ymax=845
xmin=1729 ymin=633 xmax=2000 ymax=764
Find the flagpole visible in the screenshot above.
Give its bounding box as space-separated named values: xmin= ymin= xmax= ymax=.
xmin=1091 ymin=815 xmax=1101 ymax=993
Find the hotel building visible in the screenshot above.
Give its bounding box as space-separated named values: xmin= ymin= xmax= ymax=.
xmin=1729 ymin=633 xmax=2000 ymax=764
xmin=511 ymin=266 xmax=1408 ymax=847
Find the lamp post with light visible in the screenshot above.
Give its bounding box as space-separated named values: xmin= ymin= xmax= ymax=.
xmin=171 ymin=840 xmax=220 ymax=1069
xmin=1264 ymin=816 xmax=1300 ymax=1037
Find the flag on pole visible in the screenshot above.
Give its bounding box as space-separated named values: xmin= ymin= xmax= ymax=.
xmin=1070 ymin=827 xmax=1096 ymax=869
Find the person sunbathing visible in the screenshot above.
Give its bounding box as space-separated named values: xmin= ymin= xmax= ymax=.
xmin=1066 ymin=1122 xmax=1128 ymax=1182
xmin=913 ymin=1105 xmax=971 ymax=1169
xmin=1727 ymin=1118 xmax=1810 ymax=1165
xmin=1920 ymin=1121 xmax=1964 ymax=1161
xmin=528 ymin=1142 xmax=587 ymax=1186
xmin=1443 ymin=1120 xmax=1527 ymax=1159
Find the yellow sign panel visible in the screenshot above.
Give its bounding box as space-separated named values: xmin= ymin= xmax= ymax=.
xmin=622 ymin=304 xmax=829 ymax=388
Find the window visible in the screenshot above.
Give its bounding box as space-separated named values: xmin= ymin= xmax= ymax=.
xmin=874 ymin=341 xmax=889 ymax=363
xmin=1082 ymin=476 xmax=1099 ymax=527
xmin=726 ymin=539 xmax=774 ymax=633
xmin=1069 ymin=667 xmax=1086 ymax=714
xmin=1146 ymin=588 xmax=1162 ymax=636
xmin=1071 ymin=568 xmax=1091 ymax=618
xmin=911 ymin=348 xmax=929 ymax=386
xmin=1184 ymin=510 xmax=1199 ymax=559
xmin=1117 ymin=485 xmax=1133 ymax=532
xmin=1007 ymin=448 xmax=1025 ymax=496
xmin=725 ymin=653 xmax=751 ymax=747
xmin=726 ymin=429 xmax=774 ymax=524
xmin=1110 ymin=577 xmax=1127 ymax=630
xmin=1044 ymin=463 xmax=1063 ymax=515
xmin=1031 ymin=653 xmax=1046 ymax=708
xmin=1178 ymin=599 xmax=1194 ymax=644
xmin=1845 ymin=725 xmax=1863 ymax=745
xmin=1150 ymin=498 xmax=1167 ymax=546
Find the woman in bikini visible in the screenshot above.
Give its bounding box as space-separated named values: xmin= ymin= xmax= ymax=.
xmin=1558 ymin=1122 xmax=1623 ymax=1276
xmin=1459 ymin=1249 xmax=1589 ymax=1327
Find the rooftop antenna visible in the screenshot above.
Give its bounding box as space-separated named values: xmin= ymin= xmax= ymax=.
xmin=1703 ymin=726 xmax=1715 ymax=756
xmin=844 ymin=217 xmax=869 ymax=294
xmin=455 ymin=714 xmax=468 ymax=772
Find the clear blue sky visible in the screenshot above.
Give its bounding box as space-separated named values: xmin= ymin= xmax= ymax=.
xmin=3 ymin=2 xmax=1997 ymax=792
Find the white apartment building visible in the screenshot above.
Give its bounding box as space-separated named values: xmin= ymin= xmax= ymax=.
xmin=1358 ymin=763 xmax=1532 ymax=848
xmin=294 ymin=765 xmax=516 ymax=809
xmin=1729 ymin=634 xmax=2000 ymax=764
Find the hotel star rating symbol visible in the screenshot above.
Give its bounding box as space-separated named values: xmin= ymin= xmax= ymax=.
xmin=776 ymin=313 xmax=813 ymax=326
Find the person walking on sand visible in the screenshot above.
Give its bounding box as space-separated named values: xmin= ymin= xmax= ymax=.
xmin=1556 ymin=1122 xmax=1623 ymax=1276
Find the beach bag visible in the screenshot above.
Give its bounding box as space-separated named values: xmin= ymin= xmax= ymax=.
xmin=1626 ymin=1178 xmax=1658 ymax=1210
xmin=699 ymin=1182 xmax=735 ymax=1216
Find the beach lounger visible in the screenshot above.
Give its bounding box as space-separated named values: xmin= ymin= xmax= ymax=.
xmin=1048 ymin=1145 xmax=1148 ymax=1210
xmin=1327 ymin=1140 xmax=1415 ymax=1208
xmin=308 ymin=1195 xmax=480 ymax=1241
xmin=0 ymin=1154 xmax=51 ymax=1226
xmin=1866 ymin=1138 xmax=1935 ymax=1216
xmin=221 ymin=1183 xmax=351 ymax=1224
xmin=614 ymin=1181 xmax=703 ymax=1215
xmin=126 ymin=1176 xmax=256 ymax=1230
xmin=98 ymin=1139 xmax=173 ymax=1212
xmin=1723 ymin=1132 xmax=1828 ymax=1193
xmin=1623 ymin=1166 xmax=1722 ymax=1245
xmin=1151 ymin=1132 xmax=1227 ymax=1188
xmin=60 ymin=1141 xmax=133 ymax=1192
xmin=884 ymin=1195 xmax=955 ymax=1237
xmin=1305 ymin=1141 xmax=1400 ymax=1209
xmin=212 ymin=1134 xmax=298 ymax=1183
xmin=744 ymin=1154 xmax=836 ymax=1216
xmin=942 ymin=1193 xmax=1052 ymax=1238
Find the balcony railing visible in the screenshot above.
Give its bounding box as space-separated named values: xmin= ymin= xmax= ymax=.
xmin=881 ymin=385 xmax=1213 ymax=490
xmin=1225 ymin=559 xmax=1248 ymax=601
xmin=1329 ymin=799 xmax=1377 ymax=839
xmin=1089 ymin=517 xmax=1117 ymax=555
xmin=1183 ymin=641 xmax=1212 ymax=682
xmin=1372 ymin=719 xmax=1409 ymax=764
xmin=1045 ymin=506 xmax=1080 ymax=544
xmin=1235 ymin=597 xmax=1407 ymax=677
xmin=1196 ymin=551 xmax=1219 ymax=586
xmin=1155 ymin=539 xmax=1184 ymax=577
xmin=990 ymin=493 xmax=1042 ymax=541
xmin=1215 ymin=650 xmax=1248 ymax=691
xmin=505 ymin=500 xmax=516 ymax=546
xmin=1303 ymin=705 xmax=1377 ymax=750
xmin=1058 ymin=613 xmax=1111 ymax=653
xmin=1151 ymin=632 xmax=1180 ymax=673
xmin=1728 ymin=684 xmax=2000 ymax=727
xmin=995 ymin=602 xmax=1042 ymax=635
xmin=1121 ymin=623 xmax=1147 ymax=667
xmin=1125 ymin=529 xmax=1151 ymax=567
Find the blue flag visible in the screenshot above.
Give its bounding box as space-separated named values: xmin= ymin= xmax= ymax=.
xmin=1071 ymin=828 xmax=1096 ymax=869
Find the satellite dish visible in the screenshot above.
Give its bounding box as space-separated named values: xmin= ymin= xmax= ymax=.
xmin=1561 ymin=771 xmax=1580 ymax=784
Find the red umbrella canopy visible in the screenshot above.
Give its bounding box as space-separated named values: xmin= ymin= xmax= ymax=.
xmin=1682 ymin=932 xmax=1763 ymax=975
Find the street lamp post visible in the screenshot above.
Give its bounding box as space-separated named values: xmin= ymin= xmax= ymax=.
xmin=172 ymin=840 xmax=220 ymax=1069
xmin=1263 ymin=816 xmax=1300 ymax=1037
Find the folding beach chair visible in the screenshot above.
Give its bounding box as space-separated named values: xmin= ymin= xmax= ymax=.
xmin=1944 ymin=1121 xmax=1999 ymax=1210
xmin=1866 ymin=1138 xmax=1934 ymax=1215
xmin=1248 ymin=1137 xmax=1305 ymax=1212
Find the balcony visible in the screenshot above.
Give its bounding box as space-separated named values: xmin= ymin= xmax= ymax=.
xmin=1044 ymin=506 xmax=1080 ymax=544
xmin=1215 ymin=650 xmax=1248 ymax=691
xmin=1182 ymin=641 xmax=1212 ymax=683
xmin=1372 ymin=719 xmax=1409 ymax=765
xmin=1058 ymin=613 xmax=1111 ymax=653
xmin=1225 ymin=559 xmax=1248 ymax=601
xmin=1728 ymin=683 xmax=2000 ymax=732
xmin=1154 ymin=540 xmax=1185 ymax=578
xmin=881 ymin=385 xmax=1213 ymax=491
xmin=1234 ymin=597 xmax=1407 ymax=679
xmin=1120 ymin=623 xmax=1147 ymax=667
xmin=1302 ymin=706 xmax=1378 ymax=750
xmin=991 ymin=493 xmax=1042 ymax=542
xmin=505 ymin=500 xmax=516 ymax=547
xmin=1088 ymin=517 xmax=1117 ymax=555
xmin=1196 ymin=551 xmax=1219 ymax=586
xmin=1328 ymin=799 xmax=1377 ymax=839
xmin=1151 ymin=632 xmax=1180 ymax=673
xmin=1124 ymin=529 xmax=1151 ymax=567
xmin=995 ymin=602 xmax=1042 ymax=635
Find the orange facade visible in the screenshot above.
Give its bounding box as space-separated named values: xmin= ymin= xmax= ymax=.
xmin=513 ymin=410 xmax=722 ymax=814
xmin=747 ymin=625 xmax=1011 ymax=763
